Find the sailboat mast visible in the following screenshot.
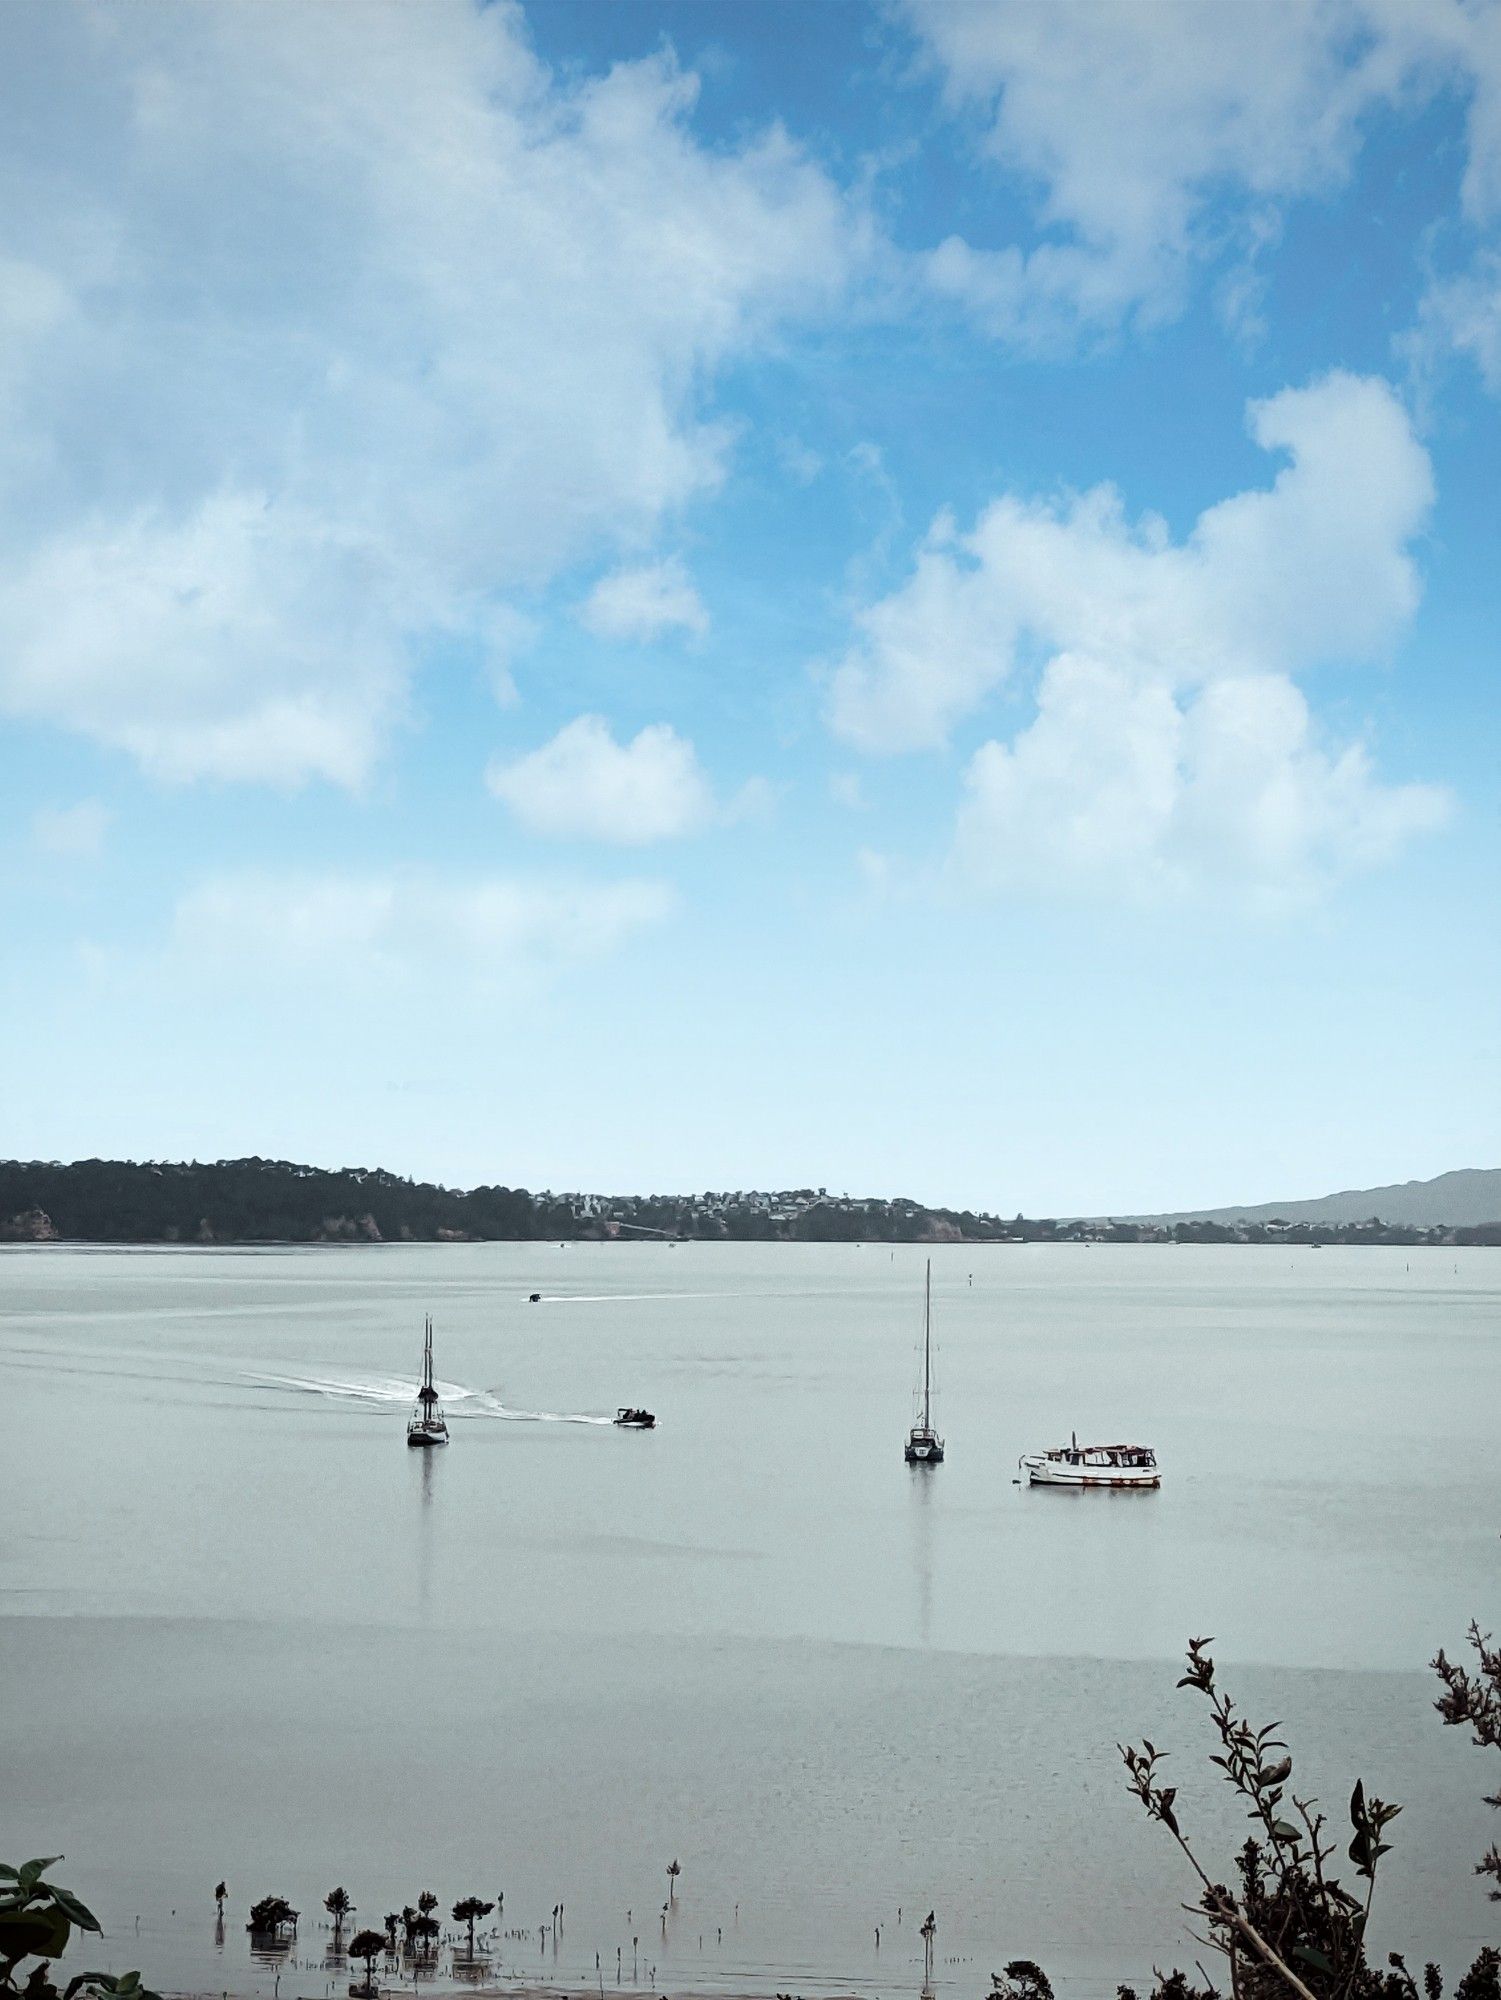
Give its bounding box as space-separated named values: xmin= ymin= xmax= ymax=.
xmin=923 ymin=1259 xmax=932 ymax=1427
xmin=424 ymin=1315 xmax=433 ymax=1396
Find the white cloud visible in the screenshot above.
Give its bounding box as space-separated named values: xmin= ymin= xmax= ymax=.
xmin=173 ymin=868 xmax=673 ymax=983
xmin=953 ymin=658 xmax=1450 ymax=907
xmin=0 ymin=2 xmax=855 ymax=784
xmin=1415 ymin=247 xmax=1501 ymax=392
xmin=31 ymin=798 xmax=111 ymax=858
xmin=828 ymin=370 xmax=1446 ymax=902
xmin=0 ymin=493 xmax=410 ymax=786
xmin=902 ymin=0 xmax=1497 ymax=337
xmin=830 ymin=371 xmax=1431 ymax=751
xmin=579 ymin=557 xmax=709 ymax=641
xmin=487 ymin=714 xmax=715 ymax=843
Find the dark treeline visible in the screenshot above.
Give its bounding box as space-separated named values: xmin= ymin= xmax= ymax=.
xmin=0 ymin=1157 xmax=1497 ymax=1246
xmin=0 ymin=1157 xmax=568 ymax=1245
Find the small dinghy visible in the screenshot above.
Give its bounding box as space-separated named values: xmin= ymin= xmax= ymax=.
xmin=1019 ymin=1433 xmax=1158 ymax=1487
xmin=614 ymin=1407 xmax=656 ymax=1429
xmin=406 ymin=1316 xmax=449 ymax=1448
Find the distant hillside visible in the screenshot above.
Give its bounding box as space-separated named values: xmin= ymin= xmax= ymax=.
xmin=2 ymin=1157 xmax=1495 ymax=1248
xmin=0 ymin=1157 xmax=1016 ymax=1246
xmin=0 ymin=1157 xmax=550 ymax=1245
xmin=1126 ymin=1167 xmax=1501 ymax=1229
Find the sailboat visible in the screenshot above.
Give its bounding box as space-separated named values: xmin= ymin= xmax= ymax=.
xmin=406 ymin=1315 xmax=449 ymax=1448
xmin=904 ymin=1260 xmax=945 ymax=1464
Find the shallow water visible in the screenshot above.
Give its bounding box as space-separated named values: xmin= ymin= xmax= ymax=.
xmin=2 ymin=1242 xmax=1497 ymax=1999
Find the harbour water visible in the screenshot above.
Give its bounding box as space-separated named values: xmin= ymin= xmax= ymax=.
xmin=2 ymin=1241 xmax=1497 ymax=2000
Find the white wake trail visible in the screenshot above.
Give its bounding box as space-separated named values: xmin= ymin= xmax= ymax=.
xmin=242 ymin=1369 xmax=614 ymax=1424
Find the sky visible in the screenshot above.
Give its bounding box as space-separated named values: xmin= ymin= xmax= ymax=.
xmin=0 ymin=0 xmax=1497 ymax=1216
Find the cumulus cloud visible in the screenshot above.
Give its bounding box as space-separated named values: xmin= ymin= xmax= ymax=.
xmin=579 ymin=557 xmax=709 ymax=641
xmin=173 ymin=869 xmax=673 ymax=983
xmin=828 ymin=371 xmax=1446 ymax=902
xmin=902 ymin=0 xmax=1499 ymax=338
xmin=487 ymin=714 xmax=715 ymax=843
xmin=830 ymin=372 xmax=1431 ymax=749
xmin=953 ymin=658 xmax=1450 ymax=908
xmin=0 ymin=2 xmax=854 ymax=785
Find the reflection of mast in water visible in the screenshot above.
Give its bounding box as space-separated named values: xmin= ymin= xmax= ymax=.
xmin=908 ymin=1451 xmax=935 ymax=1646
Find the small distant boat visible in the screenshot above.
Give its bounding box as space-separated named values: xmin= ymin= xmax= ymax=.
xmin=904 ymin=1259 xmax=945 ymax=1465
xmin=406 ymin=1315 xmax=449 ymax=1448
xmin=615 ymin=1407 xmax=656 ymax=1429
xmin=1019 ymin=1433 xmax=1158 ymax=1488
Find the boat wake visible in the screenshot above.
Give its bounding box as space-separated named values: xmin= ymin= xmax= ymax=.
xmin=243 ymin=1369 xmax=614 ymax=1425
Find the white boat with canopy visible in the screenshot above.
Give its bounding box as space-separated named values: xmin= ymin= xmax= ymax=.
xmin=406 ymin=1315 xmax=449 ymax=1448
xmin=1019 ymin=1433 xmax=1158 ymax=1487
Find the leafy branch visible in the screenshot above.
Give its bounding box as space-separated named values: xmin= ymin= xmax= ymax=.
xmin=1432 ymin=1623 xmax=1501 ymax=1903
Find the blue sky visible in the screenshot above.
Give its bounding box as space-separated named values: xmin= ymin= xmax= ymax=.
xmin=0 ymin=0 xmax=1497 ymax=1214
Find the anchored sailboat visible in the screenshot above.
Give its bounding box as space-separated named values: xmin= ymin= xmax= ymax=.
xmin=904 ymin=1260 xmax=945 ymax=1464
xmin=406 ymin=1315 xmax=449 ymax=1448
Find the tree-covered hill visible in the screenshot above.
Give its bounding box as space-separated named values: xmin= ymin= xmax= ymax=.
xmin=0 ymin=1159 xmax=1016 ymax=1245
xmin=0 ymin=1157 xmax=564 ymax=1244
xmin=1 ymin=1158 xmax=1496 ymax=1246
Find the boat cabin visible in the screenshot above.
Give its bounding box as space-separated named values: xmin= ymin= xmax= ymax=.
xmin=1044 ymin=1443 xmax=1156 ymax=1469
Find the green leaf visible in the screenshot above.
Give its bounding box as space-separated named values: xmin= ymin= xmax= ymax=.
xmin=0 ymin=1869 xmax=20 ymax=1884
xmin=51 ymin=1892 xmax=102 ymax=1934
xmin=19 ymin=1860 xmax=63 ymax=1891
xmin=1349 ymin=1781 xmax=1366 ymax=1826
xmin=0 ymin=1904 xmax=71 ymax=1961
xmin=1293 ymin=1946 xmax=1335 ymax=1975
xmin=1272 ymin=1821 xmax=1301 ymax=1841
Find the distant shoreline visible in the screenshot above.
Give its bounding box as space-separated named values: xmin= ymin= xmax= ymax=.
xmin=3 ymin=1156 xmax=1498 ymax=1249
xmin=3 ymin=1231 xmax=1496 ymax=1250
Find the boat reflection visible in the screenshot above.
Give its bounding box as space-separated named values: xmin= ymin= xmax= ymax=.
xmin=908 ymin=1449 xmax=935 ymax=1647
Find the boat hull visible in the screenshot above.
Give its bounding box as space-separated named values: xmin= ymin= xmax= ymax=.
xmin=905 ymin=1431 xmax=945 ymax=1464
xmin=406 ymin=1427 xmax=449 ymax=1448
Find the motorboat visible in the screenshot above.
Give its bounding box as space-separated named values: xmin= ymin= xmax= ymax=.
xmin=406 ymin=1315 xmax=449 ymax=1447
xmin=904 ymin=1259 xmax=945 ymax=1465
xmin=615 ymin=1407 xmax=656 ymax=1429
xmin=1019 ymin=1433 xmax=1158 ymax=1487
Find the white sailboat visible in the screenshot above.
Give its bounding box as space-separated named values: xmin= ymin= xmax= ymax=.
xmin=406 ymin=1315 xmax=449 ymax=1448
xmin=904 ymin=1259 xmax=945 ymax=1464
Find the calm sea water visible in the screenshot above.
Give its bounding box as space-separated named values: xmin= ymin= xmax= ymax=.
xmin=2 ymin=1242 xmax=1497 ymax=2000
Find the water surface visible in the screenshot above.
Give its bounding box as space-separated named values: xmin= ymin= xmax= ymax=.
xmin=3 ymin=1242 xmax=1496 ymax=1999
